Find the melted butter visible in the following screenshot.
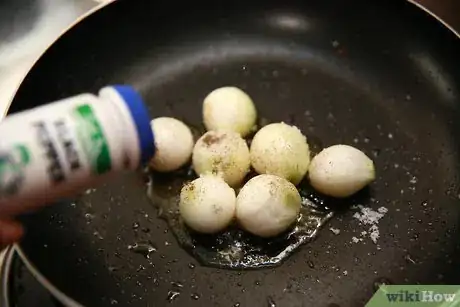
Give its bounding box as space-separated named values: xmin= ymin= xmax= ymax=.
xmin=145 ymin=165 xmax=333 ymax=269
xmin=144 ymin=121 xmax=333 ymax=269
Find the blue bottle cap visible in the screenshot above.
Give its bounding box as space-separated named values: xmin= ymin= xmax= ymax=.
xmin=111 ymin=85 xmax=155 ymax=164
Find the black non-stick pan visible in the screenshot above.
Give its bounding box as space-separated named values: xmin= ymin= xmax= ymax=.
xmin=6 ymin=0 xmax=460 ymax=306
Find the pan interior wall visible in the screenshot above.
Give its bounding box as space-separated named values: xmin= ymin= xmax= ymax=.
xmin=10 ymin=0 xmax=460 ymax=306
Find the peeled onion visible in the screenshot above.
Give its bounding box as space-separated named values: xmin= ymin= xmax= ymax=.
xmin=192 ymin=130 xmax=250 ymax=187
xmin=308 ymin=144 xmax=376 ymax=198
xmin=236 ymin=174 xmax=301 ymax=237
xmin=250 ymin=122 xmax=310 ymax=185
xmin=179 ymin=175 xmax=236 ymax=233
xmin=149 ymin=117 xmax=194 ymax=172
xmin=203 ymin=86 xmax=257 ymax=137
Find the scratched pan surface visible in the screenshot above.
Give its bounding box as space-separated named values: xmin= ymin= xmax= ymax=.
xmin=7 ymin=0 xmax=460 ymax=306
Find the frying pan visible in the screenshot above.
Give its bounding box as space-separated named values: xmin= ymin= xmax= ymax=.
xmin=5 ymin=0 xmax=460 ymax=306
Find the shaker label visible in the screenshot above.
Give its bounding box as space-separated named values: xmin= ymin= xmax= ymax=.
xmin=73 ymin=104 xmax=112 ymax=174
xmin=54 ymin=119 xmax=81 ymax=171
xmin=34 ymin=121 xmax=65 ymax=184
xmin=0 ymin=145 xmax=30 ymax=197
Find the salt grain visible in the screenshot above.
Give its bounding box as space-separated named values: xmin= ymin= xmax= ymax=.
xmin=329 ymin=227 xmax=341 ymax=235
xmin=353 ymin=207 xmax=385 ymax=225
xmin=85 ymin=188 xmax=96 ymax=195
xmin=352 ymin=205 xmax=388 ymax=245
xmin=369 ymin=225 xmax=380 ymax=243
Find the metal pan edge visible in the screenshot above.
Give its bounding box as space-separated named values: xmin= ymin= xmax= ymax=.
xmin=7 ymin=0 xmax=460 ymax=306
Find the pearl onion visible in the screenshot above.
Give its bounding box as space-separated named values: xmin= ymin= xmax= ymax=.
xmin=192 ymin=130 xmax=250 ymax=187
xmin=236 ymin=174 xmax=301 ymax=237
xmin=149 ymin=117 xmax=194 ymax=172
xmin=308 ymin=144 xmax=376 ymax=198
xmin=179 ymin=175 xmax=236 ymax=233
xmin=250 ymin=122 xmax=310 ymax=185
xmin=203 ymin=87 xmax=257 ymax=137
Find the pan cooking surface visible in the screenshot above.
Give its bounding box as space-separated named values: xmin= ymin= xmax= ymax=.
xmin=147 ymin=150 xmax=334 ymax=269
xmin=9 ymin=0 xmax=460 ymax=306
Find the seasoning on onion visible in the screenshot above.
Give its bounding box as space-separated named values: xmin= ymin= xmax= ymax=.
xmin=203 ymin=86 xmax=257 ymax=137
xmin=250 ymin=122 xmax=310 ymax=185
xmin=308 ymin=144 xmax=376 ymax=198
xmin=192 ymin=130 xmax=250 ymax=187
xmin=149 ymin=117 xmax=194 ymax=172
xmin=236 ymin=174 xmax=301 ymax=237
xmin=179 ymin=175 xmax=236 ymax=233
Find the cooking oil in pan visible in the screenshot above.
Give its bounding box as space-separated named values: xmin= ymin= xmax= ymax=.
xmin=145 ymin=164 xmax=333 ymax=269
xmin=143 ymin=120 xmax=333 ymax=268
xmin=127 ymin=242 xmax=157 ymax=259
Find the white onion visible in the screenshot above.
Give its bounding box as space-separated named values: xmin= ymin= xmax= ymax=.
xmin=179 ymin=175 xmax=236 ymax=233
xmin=308 ymin=144 xmax=376 ymax=198
xmin=203 ymin=86 xmax=257 ymax=137
xmin=149 ymin=117 xmax=194 ymax=172
xmin=192 ymin=130 xmax=250 ymax=187
xmin=236 ymin=174 xmax=301 ymax=237
xmin=250 ymin=122 xmax=310 ymax=185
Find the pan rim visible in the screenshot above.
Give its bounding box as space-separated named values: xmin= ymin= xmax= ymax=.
xmin=12 ymin=245 xmax=83 ymax=307
xmin=407 ymin=0 xmax=460 ymax=38
xmin=7 ymin=0 xmax=460 ymax=306
xmin=1 ymin=246 xmax=14 ymax=307
xmin=7 ymin=3 xmax=116 ymax=306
